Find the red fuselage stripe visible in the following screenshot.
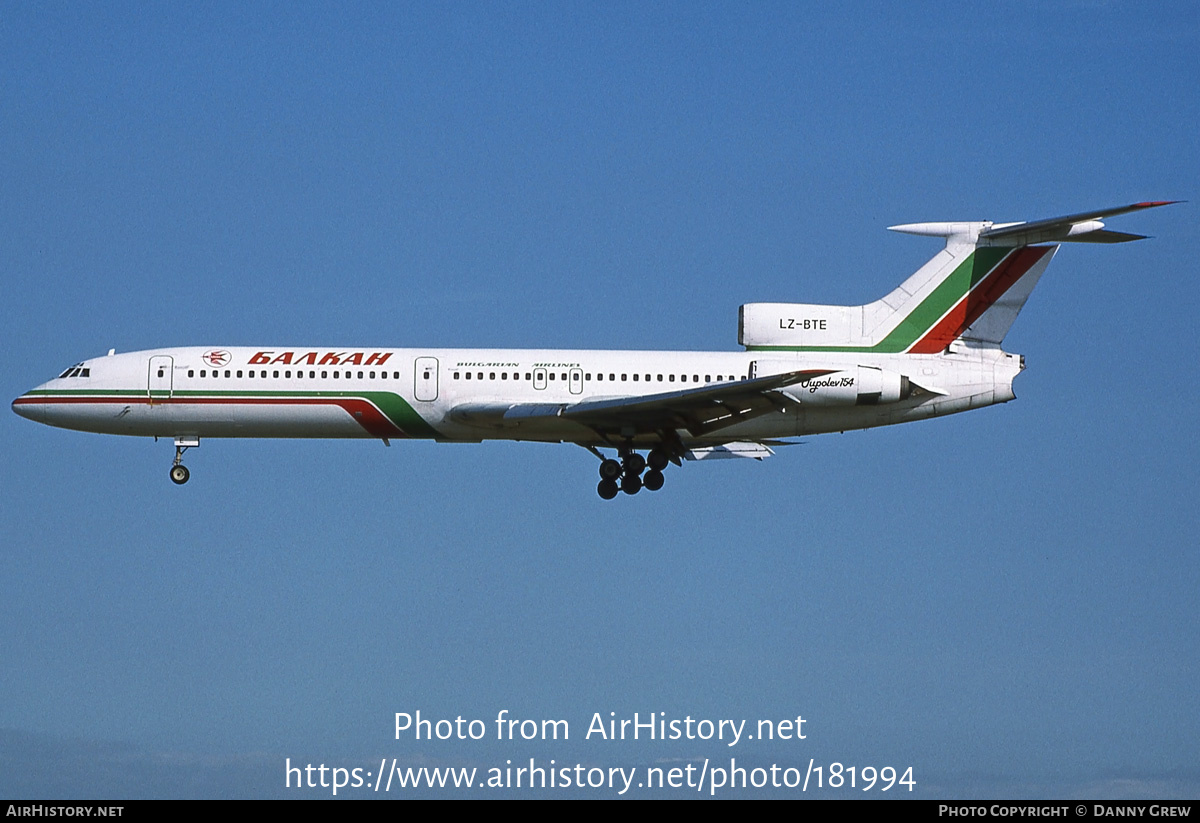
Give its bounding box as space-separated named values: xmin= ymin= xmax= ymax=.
xmin=14 ymin=395 xmax=408 ymax=439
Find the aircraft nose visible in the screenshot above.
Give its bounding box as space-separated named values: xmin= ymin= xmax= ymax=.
xmin=12 ymin=394 xmax=45 ymax=424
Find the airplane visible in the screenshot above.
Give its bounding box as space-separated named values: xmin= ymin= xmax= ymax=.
xmin=12 ymin=201 xmax=1175 ymax=499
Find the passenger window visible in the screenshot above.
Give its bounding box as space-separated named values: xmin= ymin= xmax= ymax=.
xmin=200 ymin=370 xmax=207 ymax=377
xmin=225 ymin=370 xmax=231 ymax=378
xmin=669 ymin=375 xmax=675 ymax=382
xmin=237 ymin=370 xmax=243 ymax=378
xmin=188 ymin=370 xmax=195 ymax=377
xmin=157 ymin=369 xmax=164 ymax=378
xmin=465 ymin=372 xmax=472 ymax=379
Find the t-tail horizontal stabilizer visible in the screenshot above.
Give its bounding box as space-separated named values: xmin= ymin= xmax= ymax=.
xmin=888 ymin=200 xmax=1180 ymax=246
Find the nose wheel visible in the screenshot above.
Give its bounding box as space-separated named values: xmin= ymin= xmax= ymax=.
xmin=169 ymin=436 xmax=199 ymax=485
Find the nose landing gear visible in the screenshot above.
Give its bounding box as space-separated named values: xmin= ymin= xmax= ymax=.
xmin=169 ymin=436 xmax=200 ymax=485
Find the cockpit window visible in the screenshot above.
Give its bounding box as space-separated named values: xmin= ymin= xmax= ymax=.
xmin=58 ymin=364 xmax=89 ymax=378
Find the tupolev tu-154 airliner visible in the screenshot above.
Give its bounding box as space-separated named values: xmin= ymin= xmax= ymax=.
xmin=13 ymin=201 xmax=1174 ymax=498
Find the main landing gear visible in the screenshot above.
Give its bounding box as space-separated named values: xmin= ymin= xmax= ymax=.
xmin=169 ymin=436 xmax=200 ymax=485
xmin=595 ymin=446 xmax=670 ymax=499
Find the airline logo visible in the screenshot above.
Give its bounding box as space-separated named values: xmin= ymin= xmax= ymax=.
xmin=202 ymin=350 xmax=231 ymax=367
xmin=247 ymin=350 xmax=394 ymax=367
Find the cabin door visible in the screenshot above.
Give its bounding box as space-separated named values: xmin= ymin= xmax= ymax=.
xmin=414 ymin=357 xmax=439 ymax=402
xmin=148 ymin=355 xmax=174 ymax=402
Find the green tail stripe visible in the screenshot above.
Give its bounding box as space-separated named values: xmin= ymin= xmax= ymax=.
xmin=746 ymin=247 xmax=1010 ymax=353
xmin=873 ymin=247 xmax=1008 ymax=352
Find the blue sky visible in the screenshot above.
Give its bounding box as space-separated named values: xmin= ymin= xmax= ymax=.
xmin=2 ymin=2 xmax=1197 ymax=798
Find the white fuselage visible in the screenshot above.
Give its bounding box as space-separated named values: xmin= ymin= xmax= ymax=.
xmin=13 ymin=344 xmax=1022 ymax=447
xmin=13 ymin=202 xmax=1167 ymax=492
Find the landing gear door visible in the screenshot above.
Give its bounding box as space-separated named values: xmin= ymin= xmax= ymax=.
xmin=148 ymin=355 xmax=173 ymax=402
xmin=414 ymin=357 xmax=439 ymax=402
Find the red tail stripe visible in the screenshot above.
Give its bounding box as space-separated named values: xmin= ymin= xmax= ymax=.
xmin=908 ymin=247 xmax=1050 ymax=354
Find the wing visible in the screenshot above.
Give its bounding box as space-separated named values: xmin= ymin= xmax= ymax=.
xmin=448 ymin=369 xmax=832 ymax=439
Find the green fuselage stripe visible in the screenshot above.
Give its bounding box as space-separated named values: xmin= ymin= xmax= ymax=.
xmin=22 ymin=389 xmax=441 ymax=438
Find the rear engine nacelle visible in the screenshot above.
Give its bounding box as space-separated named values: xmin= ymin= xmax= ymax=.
xmin=782 ymin=366 xmax=913 ymax=406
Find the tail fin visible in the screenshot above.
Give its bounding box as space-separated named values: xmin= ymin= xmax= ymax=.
xmin=876 ymin=224 xmax=1060 ymax=352
xmin=739 ymin=201 xmax=1177 ymax=353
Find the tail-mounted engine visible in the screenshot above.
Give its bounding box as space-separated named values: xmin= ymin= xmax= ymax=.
xmin=753 ymin=362 xmax=916 ymax=406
